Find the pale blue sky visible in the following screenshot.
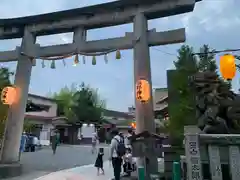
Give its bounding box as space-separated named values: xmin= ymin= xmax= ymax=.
xmin=0 ymin=0 xmax=239 ymax=112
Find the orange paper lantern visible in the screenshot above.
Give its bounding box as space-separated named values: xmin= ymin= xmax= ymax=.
xmin=219 ymin=54 xmax=236 ymax=80
xmin=1 ymin=86 xmax=17 ymax=105
xmin=131 ymin=122 xmax=136 ymax=129
xmin=136 ymin=79 xmax=150 ymax=103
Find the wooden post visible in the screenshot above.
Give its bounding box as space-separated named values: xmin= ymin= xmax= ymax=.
xmin=208 ymin=145 xmax=223 ymax=180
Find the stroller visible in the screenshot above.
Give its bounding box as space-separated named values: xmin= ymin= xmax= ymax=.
xmin=123 ymin=148 xmax=136 ymax=177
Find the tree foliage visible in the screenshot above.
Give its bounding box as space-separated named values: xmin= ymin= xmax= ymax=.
xmin=71 ymin=83 xmax=106 ymax=124
xmin=52 ymin=83 xmax=105 ymax=125
xmin=23 ymin=120 xmax=36 ymax=133
xmin=51 ymin=84 xmax=77 ymax=120
xmin=168 ymin=44 xmax=230 ymax=141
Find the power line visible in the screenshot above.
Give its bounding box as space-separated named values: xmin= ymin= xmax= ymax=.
xmin=152 ymin=47 xmax=240 ymax=57
xmin=152 ymin=47 xmax=177 ymax=56
xmin=193 ymin=48 xmax=240 ymax=56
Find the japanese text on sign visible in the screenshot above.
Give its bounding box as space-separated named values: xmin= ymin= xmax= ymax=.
xmin=187 ymin=136 xmax=202 ymax=180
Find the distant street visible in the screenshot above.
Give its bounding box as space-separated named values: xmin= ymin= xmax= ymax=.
xmin=20 ymin=144 xmax=109 ymax=175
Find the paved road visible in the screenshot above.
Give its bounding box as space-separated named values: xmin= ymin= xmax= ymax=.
xmin=20 ymin=144 xmax=110 ymax=175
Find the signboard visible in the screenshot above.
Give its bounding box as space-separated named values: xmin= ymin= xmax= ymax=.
xmin=185 ymin=134 xmax=203 ymax=180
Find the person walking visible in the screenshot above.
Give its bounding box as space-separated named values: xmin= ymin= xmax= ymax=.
xmin=109 ymin=129 xmax=126 ymax=180
xmin=91 ymin=132 xmax=98 ymax=154
xmin=125 ymin=129 xmax=134 ymax=150
xmin=19 ymin=132 xmax=27 ymax=161
xmin=32 ymin=135 xmax=38 ymax=152
xmin=51 ymin=129 xmax=59 ymax=155
xmin=94 ymin=147 xmax=105 ymax=175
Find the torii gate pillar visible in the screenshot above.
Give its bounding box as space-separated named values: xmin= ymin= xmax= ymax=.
xmin=134 ymin=13 xmax=158 ymax=175
xmin=0 ymin=29 xmax=35 ymax=163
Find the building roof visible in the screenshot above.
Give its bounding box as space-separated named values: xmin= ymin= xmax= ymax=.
xmin=103 ymin=109 xmax=134 ymax=119
xmin=25 ymin=114 xmax=56 ymax=120
xmin=153 ymin=88 xmax=168 ymax=111
xmin=28 ymin=93 xmax=56 ymax=102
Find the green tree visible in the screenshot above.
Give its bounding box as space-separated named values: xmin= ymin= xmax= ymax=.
xmin=71 ymin=83 xmax=106 ymax=125
xmin=51 ymin=83 xmax=105 ymax=125
xmin=50 ymin=83 xmax=77 ymax=120
xmin=23 ymin=121 xmax=36 ymax=133
xmin=0 ymin=67 xmax=13 ymax=139
xmin=168 ymin=44 xmax=228 ymax=142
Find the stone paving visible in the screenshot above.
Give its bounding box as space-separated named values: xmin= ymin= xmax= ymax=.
xmin=36 ymin=161 xmax=114 ymax=180
xmin=21 ymin=144 xmax=110 ymax=174
xmin=4 ymin=145 xmax=165 ymax=180
xmin=4 ymin=144 xmax=110 ymax=179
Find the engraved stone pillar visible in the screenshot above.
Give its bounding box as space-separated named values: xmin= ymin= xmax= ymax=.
xmin=1 ymin=28 xmax=35 ymax=163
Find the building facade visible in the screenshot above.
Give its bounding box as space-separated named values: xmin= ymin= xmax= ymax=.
xmin=153 ymin=88 xmax=168 ymax=120
xmin=24 ymin=94 xmax=59 ymax=146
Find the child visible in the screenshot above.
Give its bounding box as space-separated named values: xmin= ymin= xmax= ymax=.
xmin=123 ymin=148 xmax=134 ymax=176
xmin=94 ymin=147 xmax=104 ymax=175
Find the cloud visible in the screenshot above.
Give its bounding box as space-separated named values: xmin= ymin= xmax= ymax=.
xmin=179 ymin=0 xmax=239 ymax=35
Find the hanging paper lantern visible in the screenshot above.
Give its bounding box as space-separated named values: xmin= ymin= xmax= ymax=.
xmin=136 ymin=79 xmax=150 ymax=103
xmin=219 ymin=54 xmax=236 ymax=80
xmin=92 ymin=56 xmax=96 ymax=65
xmin=41 ymin=60 xmax=45 ymax=68
xmin=73 ymin=54 xmax=79 ymax=66
xmin=1 ymin=86 xmax=17 ymax=105
xmin=104 ymin=54 xmax=108 ymax=64
xmin=116 ymin=50 xmax=121 ymax=60
xmin=82 ymin=56 xmax=86 ymax=64
xmin=50 ymin=60 xmax=56 ymax=69
xmin=31 ymin=58 xmax=36 ymax=66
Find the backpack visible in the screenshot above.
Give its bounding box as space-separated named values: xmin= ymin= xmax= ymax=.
xmin=114 ymin=136 xmax=126 ymax=157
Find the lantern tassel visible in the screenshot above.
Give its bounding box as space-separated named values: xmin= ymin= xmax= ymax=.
xmin=104 ymin=54 xmax=108 ymax=64
xmin=116 ymin=50 xmax=121 ymax=60
xmin=31 ymin=58 xmax=36 ymax=66
xmin=74 ymin=54 xmax=79 ymax=66
xmin=50 ymin=60 xmax=56 ymax=69
xmin=92 ymin=56 xmax=96 ymax=65
xmin=82 ymin=56 xmax=86 ymax=64
xmin=41 ymin=60 xmax=45 ymax=68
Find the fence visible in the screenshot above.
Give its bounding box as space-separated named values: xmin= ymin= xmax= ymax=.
xmin=184 ymin=126 xmax=240 ymax=180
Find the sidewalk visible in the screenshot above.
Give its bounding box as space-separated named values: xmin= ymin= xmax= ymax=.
xmin=4 ymin=171 xmax=51 ymax=180
xmin=35 ymin=161 xmax=113 ymax=180
xmin=35 ymin=158 xmax=164 ymax=180
xmin=6 ymin=158 xmax=164 ymax=180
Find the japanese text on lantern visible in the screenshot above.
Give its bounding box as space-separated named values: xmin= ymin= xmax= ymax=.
xmin=188 ymin=136 xmax=201 ymax=180
xmin=136 ymin=79 xmax=150 ymax=103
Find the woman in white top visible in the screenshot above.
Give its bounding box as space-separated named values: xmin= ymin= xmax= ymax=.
xmin=91 ymin=132 xmax=98 ymax=154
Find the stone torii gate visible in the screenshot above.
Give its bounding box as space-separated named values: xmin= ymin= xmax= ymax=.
xmin=0 ymin=0 xmax=200 ymax=173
